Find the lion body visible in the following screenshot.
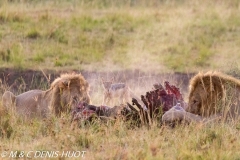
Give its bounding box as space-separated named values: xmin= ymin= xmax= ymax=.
xmin=14 ymin=90 xmax=49 ymax=117
xmin=187 ymin=71 xmax=240 ymax=119
xmin=2 ymin=73 xmax=90 ymax=118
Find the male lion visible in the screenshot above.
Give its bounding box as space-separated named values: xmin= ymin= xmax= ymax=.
xmin=187 ymin=71 xmax=240 ymax=119
xmin=2 ymin=73 xmax=90 ymax=118
xmin=162 ymin=71 xmax=240 ymax=124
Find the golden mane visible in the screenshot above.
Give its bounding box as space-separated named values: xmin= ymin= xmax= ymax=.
xmin=189 ymin=71 xmax=240 ymax=94
xmin=50 ymin=73 xmax=89 ymax=90
xmin=187 ymin=71 xmax=240 ymax=117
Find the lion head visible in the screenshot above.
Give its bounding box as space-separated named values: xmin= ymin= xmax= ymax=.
xmin=187 ymin=72 xmax=224 ymax=117
xmin=187 ymin=71 xmax=240 ymax=117
xmin=48 ymin=73 xmax=91 ymax=116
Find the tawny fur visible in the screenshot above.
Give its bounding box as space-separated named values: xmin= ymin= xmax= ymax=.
xmin=2 ymin=73 xmax=90 ymax=118
xmin=162 ymin=71 xmax=240 ymax=125
xmin=187 ymin=71 xmax=240 ymax=119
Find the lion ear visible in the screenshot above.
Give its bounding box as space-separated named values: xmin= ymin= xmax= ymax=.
xmin=61 ymin=80 xmax=70 ymax=88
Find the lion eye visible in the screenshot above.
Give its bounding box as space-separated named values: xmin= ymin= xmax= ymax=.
xmin=193 ymin=100 xmax=198 ymax=104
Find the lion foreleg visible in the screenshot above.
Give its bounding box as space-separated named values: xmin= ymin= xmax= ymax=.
xmin=162 ymin=109 xmax=222 ymax=125
xmin=162 ymin=110 xmax=203 ymax=126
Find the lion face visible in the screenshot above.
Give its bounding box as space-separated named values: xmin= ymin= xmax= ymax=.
xmin=50 ymin=73 xmax=91 ymax=116
xmin=187 ymin=79 xmax=223 ymax=117
xmin=187 ymin=84 xmax=204 ymax=116
xmin=62 ymin=81 xmax=90 ymax=112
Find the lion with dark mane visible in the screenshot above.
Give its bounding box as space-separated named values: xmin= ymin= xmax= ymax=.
xmin=162 ymin=71 xmax=240 ymax=124
xmin=2 ymin=73 xmax=90 ymax=118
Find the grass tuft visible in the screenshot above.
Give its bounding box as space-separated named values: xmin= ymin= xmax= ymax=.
xmin=48 ymin=27 xmax=68 ymax=44
xmin=32 ymin=53 xmax=45 ymax=63
xmin=76 ymin=133 xmax=92 ymax=148
xmin=0 ymin=116 xmax=13 ymax=139
xmin=0 ymin=49 xmax=11 ymax=62
xmin=26 ymin=28 xmax=41 ymax=39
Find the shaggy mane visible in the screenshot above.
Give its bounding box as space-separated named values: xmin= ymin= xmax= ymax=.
xmin=50 ymin=73 xmax=88 ymax=88
xmin=189 ymin=71 xmax=240 ymax=94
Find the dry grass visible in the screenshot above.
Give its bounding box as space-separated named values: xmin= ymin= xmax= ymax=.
xmin=1 ymin=104 xmax=240 ymax=159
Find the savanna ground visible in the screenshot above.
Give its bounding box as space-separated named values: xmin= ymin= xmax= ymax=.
xmin=1 ymin=0 xmax=240 ymax=159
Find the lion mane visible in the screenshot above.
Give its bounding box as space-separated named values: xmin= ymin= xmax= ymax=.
xmin=187 ymin=71 xmax=240 ymax=119
xmin=2 ymin=73 xmax=91 ymax=118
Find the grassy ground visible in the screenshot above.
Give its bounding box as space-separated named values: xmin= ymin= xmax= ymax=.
xmin=1 ymin=106 xmax=240 ymax=160
xmin=0 ymin=0 xmax=240 ymax=72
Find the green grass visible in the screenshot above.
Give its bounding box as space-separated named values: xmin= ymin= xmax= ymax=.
xmin=0 ymin=0 xmax=239 ymax=72
xmin=164 ymin=9 xmax=233 ymax=71
xmin=26 ymin=28 xmax=41 ymax=39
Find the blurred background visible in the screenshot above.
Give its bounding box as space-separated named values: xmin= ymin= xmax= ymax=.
xmin=0 ymin=0 xmax=239 ymax=73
